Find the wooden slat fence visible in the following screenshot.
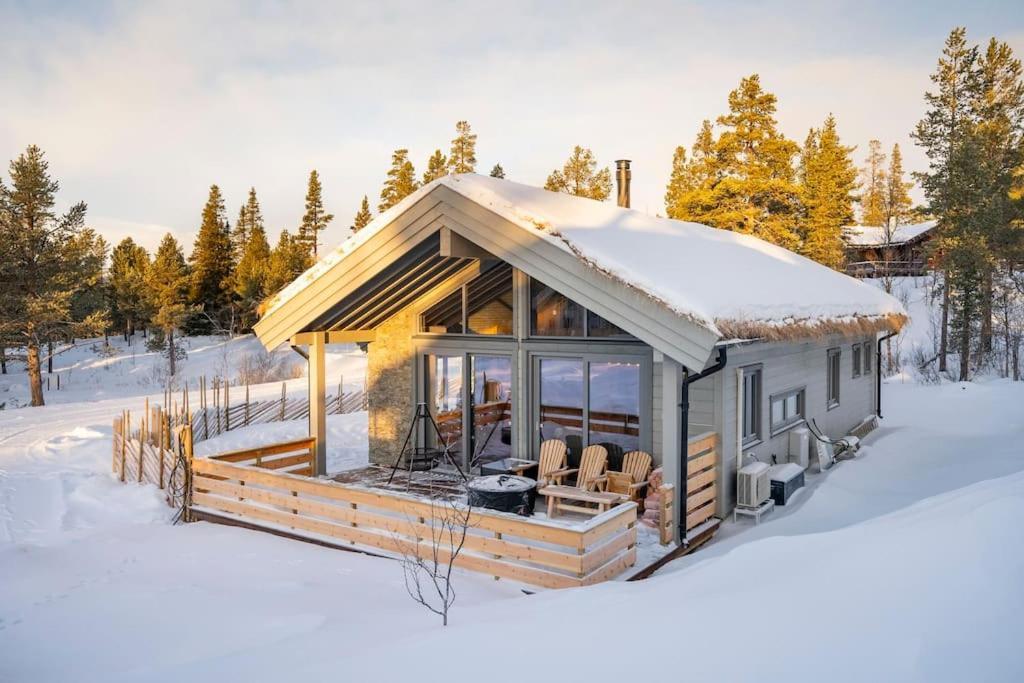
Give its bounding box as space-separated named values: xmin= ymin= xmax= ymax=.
xmin=111 ymin=400 xmax=189 ymax=508
xmin=685 ymin=431 xmax=719 ymax=533
xmin=189 ymin=456 xmax=638 ymax=589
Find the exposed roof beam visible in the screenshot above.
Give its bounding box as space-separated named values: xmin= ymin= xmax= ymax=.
xmin=291 ymin=330 xmax=376 ymax=345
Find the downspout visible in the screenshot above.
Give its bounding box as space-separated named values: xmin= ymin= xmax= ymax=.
xmin=679 ymin=346 xmax=727 ymax=544
xmin=875 ymin=332 xmax=897 ymax=418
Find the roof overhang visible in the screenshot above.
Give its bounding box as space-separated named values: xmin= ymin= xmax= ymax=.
xmin=254 ymin=184 xmax=720 ymax=370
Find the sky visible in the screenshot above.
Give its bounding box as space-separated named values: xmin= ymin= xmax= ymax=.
xmin=2 ymin=0 xmax=1023 ymax=254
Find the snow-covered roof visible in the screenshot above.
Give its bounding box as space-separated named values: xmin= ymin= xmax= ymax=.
xmin=262 ymin=174 xmax=905 ymax=347
xmin=844 ymin=220 xmax=937 ymax=247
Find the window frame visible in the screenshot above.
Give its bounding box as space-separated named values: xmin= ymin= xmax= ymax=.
xmin=852 ymin=342 xmax=862 ymax=378
xmin=420 ymin=263 xmax=515 ymax=338
xmin=770 ymin=386 xmax=806 ymax=436
xmin=740 ymin=364 xmax=763 ymax=447
xmin=862 ymin=339 xmax=873 ymax=375
xmin=528 ymin=277 xmax=636 ymax=341
xmin=827 ymin=347 xmax=841 ymax=410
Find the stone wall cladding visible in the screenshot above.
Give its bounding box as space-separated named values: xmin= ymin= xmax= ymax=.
xmin=366 ymin=309 xmax=415 ymax=465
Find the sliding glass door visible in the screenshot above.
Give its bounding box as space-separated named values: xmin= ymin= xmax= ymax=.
xmin=534 ymin=355 xmax=642 ymax=467
xmin=470 ymin=355 xmax=512 ymax=464
xmin=428 ymin=354 xmax=463 ymax=464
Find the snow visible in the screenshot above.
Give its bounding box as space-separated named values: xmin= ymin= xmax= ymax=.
xmin=194 ymin=412 xmax=369 ymax=474
xmin=2 ymin=334 xmax=1024 ymax=680
xmin=0 ymin=333 xmax=366 ymax=410
xmin=844 ymin=220 xmax=938 ymax=247
xmin=264 ymin=174 xmax=905 ymax=338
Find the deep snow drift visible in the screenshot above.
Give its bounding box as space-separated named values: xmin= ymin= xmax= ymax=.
xmin=2 ymin=377 xmax=1022 ymax=681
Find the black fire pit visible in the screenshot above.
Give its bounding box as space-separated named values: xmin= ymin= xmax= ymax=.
xmin=401 ymin=447 xmax=444 ymax=472
xmin=466 ymin=475 xmax=535 ymax=516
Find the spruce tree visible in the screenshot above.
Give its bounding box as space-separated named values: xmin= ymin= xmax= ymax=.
xmin=797 ymin=115 xmax=858 ymax=270
xmin=489 ymin=163 xmax=505 ymax=179
xmin=298 ymin=170 xmax=334 ymax=258
xmin=232 ymin=222 xmax=271 ymax=330
xmin=147 ymin=233 xmax=190 ymax=376
xmin=266 ymin=229 xmax=312 ymax=295
xmin=351 ymin=195 xmax=373 ymax=233
xmin=379 ymin=149 xmax=419 ymax=212
xmin=665 ymin=120 xmax=718 ymax=219
xmin=448 ymin=120 xmax=477 ymax=174
xmin=859 ymin=140 xmax=888 ymax=226
xmin=187 ymin=185 xmax=233 ymax=334
xmin=232 ymin=187 xmax=264 ymax=262
xmin=544 ymin=146 xmax=612 ymax=200
xmin=0 ymin=145 xmax=107 ymax=406
xmin=109 ymin=237 xmax=151 ymax=339
xmin=422 ymin=149 xmax=448 ymax=184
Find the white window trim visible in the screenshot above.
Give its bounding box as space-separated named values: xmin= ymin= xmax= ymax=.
xmin=770 ymin=386 xmax=806 ymax=437
xmin=741 ymin=364 xmax=763 ymax=447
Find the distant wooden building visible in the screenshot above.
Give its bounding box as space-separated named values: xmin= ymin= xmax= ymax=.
xmin=844 ymin=220 xmax=937 ymax=278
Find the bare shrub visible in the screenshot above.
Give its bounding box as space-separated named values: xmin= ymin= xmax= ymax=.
xmin=394 ymin=491 xmax=473 ymax=627
xmin=234 ymin=349 xmax=300 ymax=385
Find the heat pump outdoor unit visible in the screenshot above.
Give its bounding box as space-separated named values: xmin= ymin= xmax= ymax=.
xmin=737 ymin=461 xmax=770 ymax=508
xmin=788 ymin=426 xmax=810 ymax=469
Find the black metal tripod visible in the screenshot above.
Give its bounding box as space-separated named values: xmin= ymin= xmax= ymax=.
xmin=387 ymin=401 xmax=468 ymax=485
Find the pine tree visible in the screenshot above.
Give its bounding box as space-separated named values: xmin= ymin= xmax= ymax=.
xmin=66 ymin=228 xmax=109 ymax=329
xmin=0 ymin=145 xmax=107 ymax=406
xmin=232 ymin=222 xmax=271 ymax=330
xmin=448 ymin=120 xmax=477 ymax=174
xmin=664 ymin=76 xmax=801 ymax=250
xmin=232 ymin=187 xmax=265 ymax=262
xmin=913 ymin=28 xmax=982 ymax=375
xmin=882 ymin=144 xmax=915 ymax=235
xmin=859 ymin=140 xmax=888 ymax=226
xmin=109 ymin=237 xmax=151 ymax=339
xmin=187 ymin=185 xmax=233 ymax=334
xmin=489 ymin=163 xmax=505 ymax=179
xmin=422 ymin=149 xmax=448 ymax=184
xmin=798 ymin=115 xmax=858 ymax=269
xmin=544 ymin=146 xmax=612 ymax=200
xmin=266 ymin=229 xmax=312 ymax=295
xmin=379 ymin=149 xmax=419 ymax=212
xmin=351 ymin=195 xmax=373 ymax=233
xmin=147 ymin=233 xmax=190 ymax=376
xmin=298 ymin=170 xmax=334 ymax=258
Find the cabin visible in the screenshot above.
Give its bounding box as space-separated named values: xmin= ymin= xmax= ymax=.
xmin=844 ymin=220 xmax=938 ymax=278
xmin=253 ymin=167 xmax=906 ymax=549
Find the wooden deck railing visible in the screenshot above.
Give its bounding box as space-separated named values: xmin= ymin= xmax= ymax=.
xmin=189 ymin=457 xmax=638 ymax=589
xmin=206 ymin=437 xmax=315 ymax=477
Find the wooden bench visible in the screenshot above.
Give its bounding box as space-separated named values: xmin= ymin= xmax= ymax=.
xmin=538 ymin=485 xmax=623 ymax=518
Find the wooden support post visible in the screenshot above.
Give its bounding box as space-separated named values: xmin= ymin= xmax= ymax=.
xmin=224 ymin=380 xmax=230 ymax=432
xmin=119 ymin=411 xmax=127 ymax=482
xmin=308 ymin=331 xmax=327 ymax=476
xmin=245 ymin=384 xmax=250 ymax=425
xmin=280 ymin=382 xmax=286 ymax=420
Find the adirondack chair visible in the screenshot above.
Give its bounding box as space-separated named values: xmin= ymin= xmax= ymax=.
xmin=510 ymin=439 xmax=567 ymax=488
xmin=601 ymin=450 xmax=653 ymax=503
xmin=549 ymin=444 xmax=608 ymax=491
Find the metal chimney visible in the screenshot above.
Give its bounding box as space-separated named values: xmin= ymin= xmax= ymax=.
xmin=615 ymin=159 xmax=631 ymax=208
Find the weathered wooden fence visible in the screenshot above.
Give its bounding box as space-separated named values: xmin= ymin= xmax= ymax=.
xmin=111 ymin=400 xmax=189 ymax=508
xmin=189 ymin=457 xmax=638 ymax=589
xmin=163 ymin=376 xmax=367 ymax=444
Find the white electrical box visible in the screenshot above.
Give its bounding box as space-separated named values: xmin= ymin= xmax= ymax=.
xmin=789 ymin=426 xmax=810 ymax=469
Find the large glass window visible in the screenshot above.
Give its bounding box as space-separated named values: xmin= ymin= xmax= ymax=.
xmin=422 ymin=262 xmax=513 ymax=336
xmin=530 ymin=277 xmax=635 ymax=339
xmin=588 ymin=362 xmax=641 ymax=457
xmin=741 ymin=366 xmax=762 ymax=446
xmin=467 ymin=264 xmax=513 ymax=335
xmin=470 ymin=355 xmax=512 ymax=465
xmin=530 ymin=280 xmax=584 ymax=337
xmin=537 ymin=359 xmax=585 ymax=459
xmin=827 ymin=348 xmax=841 ymax=409
xmin=770 ymin=387 xmax=805 ymax=435
xmin=429 ymin=354 xmax=463 ymax=463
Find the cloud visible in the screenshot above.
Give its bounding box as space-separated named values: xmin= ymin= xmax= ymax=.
xmin=1 ymin=2 xmax=1022 ymax=253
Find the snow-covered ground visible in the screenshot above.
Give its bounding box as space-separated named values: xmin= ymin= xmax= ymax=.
xmin=2 ymin=367 xmax=1023 ymax=681
xmin=0 ymin=333 xmax=366 ymax=409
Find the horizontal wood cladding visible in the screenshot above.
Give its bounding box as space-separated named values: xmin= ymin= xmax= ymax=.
xmin=189 ymin=456 xmax=638 ymax=589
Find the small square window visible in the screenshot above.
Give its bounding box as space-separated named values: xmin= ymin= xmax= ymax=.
xmin=770 ymin=387 xmax=805 ymax=435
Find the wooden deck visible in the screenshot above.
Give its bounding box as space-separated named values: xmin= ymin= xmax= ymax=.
xmin=330 ymin=465 xmax=467 ymax=500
